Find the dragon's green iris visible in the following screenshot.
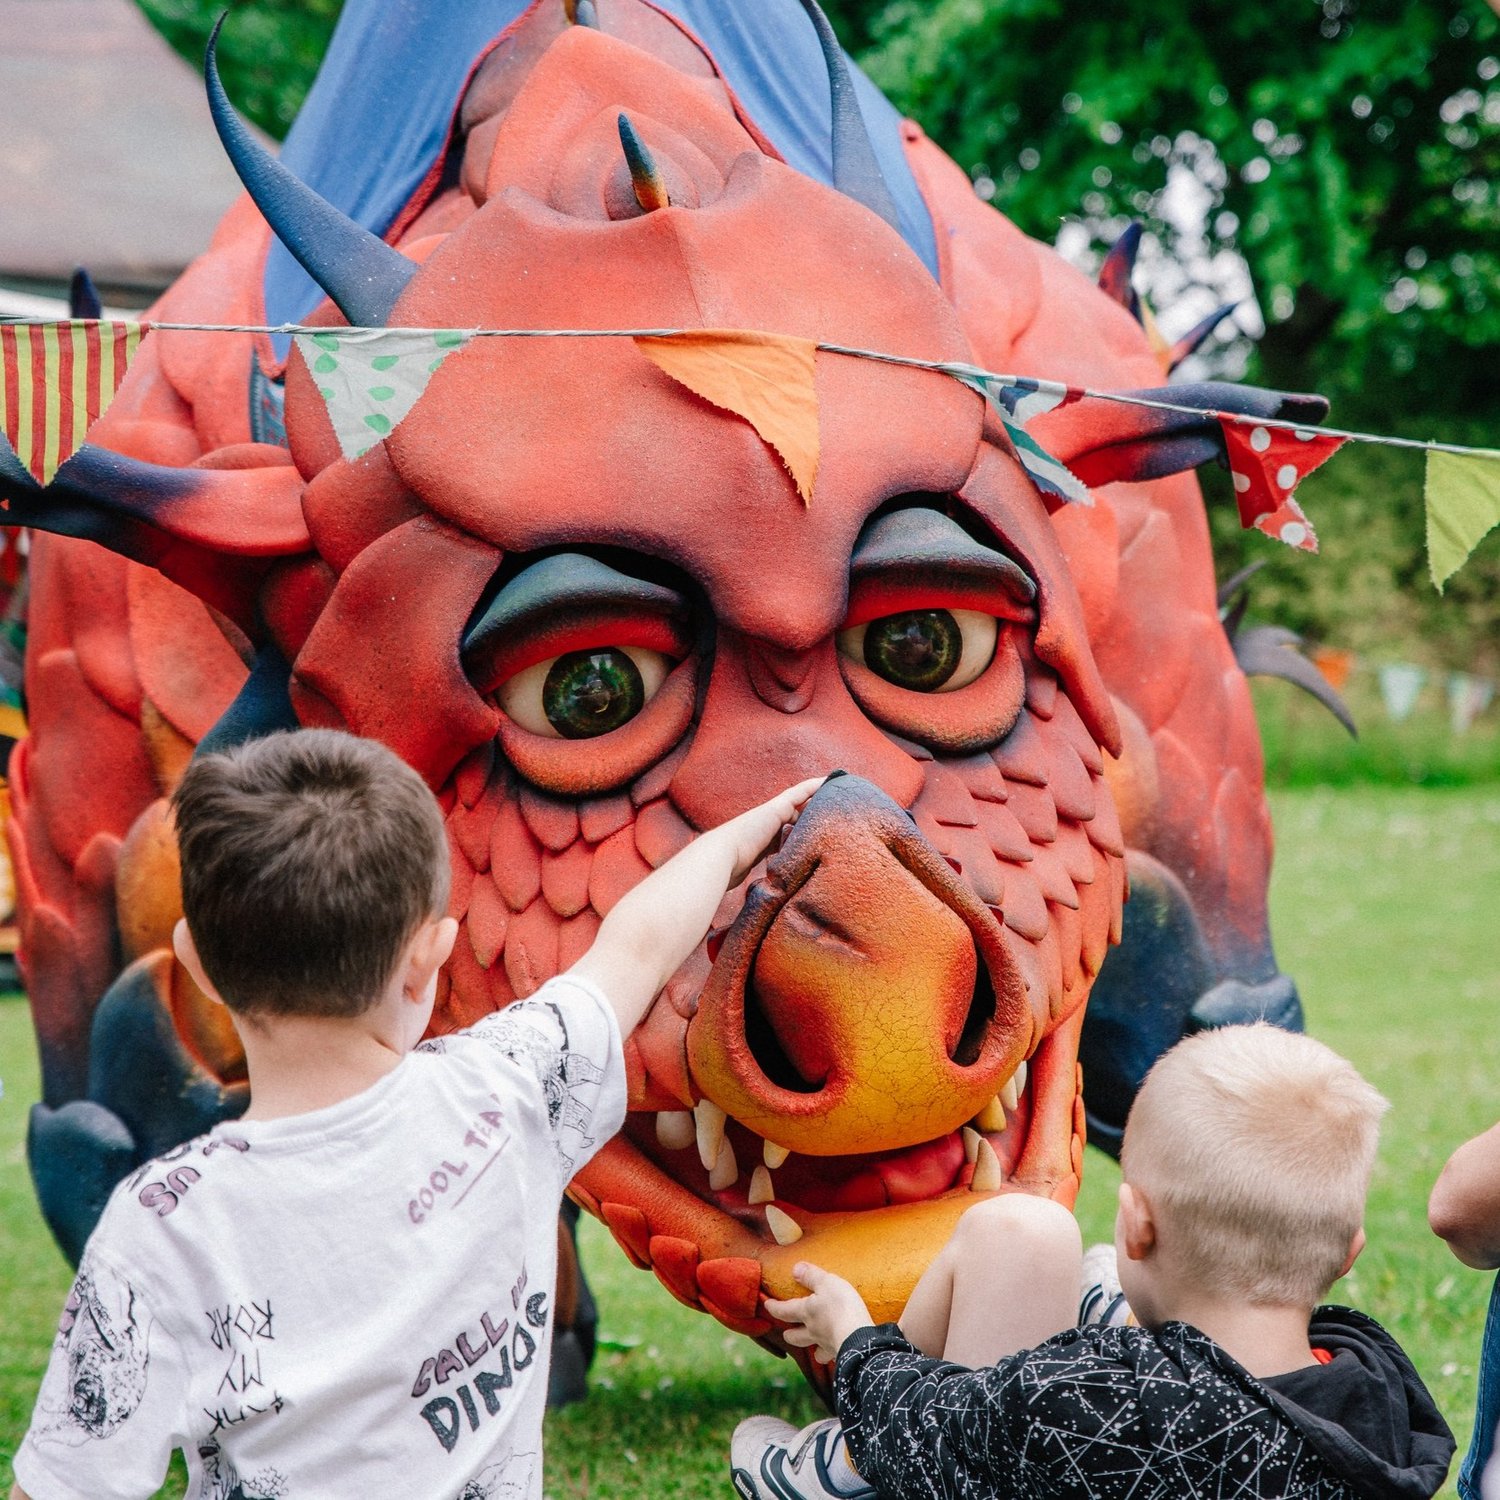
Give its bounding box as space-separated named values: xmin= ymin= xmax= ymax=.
xmin=542 ymin=649 xmax=645 ymax=738
xmin=863 ymin=609 xmax=962 ymax=691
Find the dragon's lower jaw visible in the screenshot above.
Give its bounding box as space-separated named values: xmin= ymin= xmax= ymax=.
xmin=572 ymin=1006 xmax=1087 ymax=1330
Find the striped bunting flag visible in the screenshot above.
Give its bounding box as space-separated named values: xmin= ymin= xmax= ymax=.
xmin=0 ymin=321 xmax=146 ymax=484
xmin=943 ymin=366 xmax=1092 ymax=505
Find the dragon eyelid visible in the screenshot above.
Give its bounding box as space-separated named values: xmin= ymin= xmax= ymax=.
xmin=848 ymin=506 xmax=1036 ymax=607
xmin=461 ymin=552 xmax=688 ymax=659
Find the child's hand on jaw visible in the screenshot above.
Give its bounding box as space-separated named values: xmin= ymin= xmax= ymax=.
xmin=764 ymin=1262 xmax=875 ymax=1365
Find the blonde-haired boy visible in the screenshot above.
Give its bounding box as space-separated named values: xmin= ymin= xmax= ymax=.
xmin=733 ymin=1024 xmax=1454 ymax=1500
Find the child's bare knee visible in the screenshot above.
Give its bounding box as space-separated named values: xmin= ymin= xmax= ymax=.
xmin=955 ymin=1193 xmax=1080 ymax=1260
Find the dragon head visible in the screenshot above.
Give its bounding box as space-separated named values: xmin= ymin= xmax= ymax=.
xmin=240 ymin=22 xmax=1125 ymax=1339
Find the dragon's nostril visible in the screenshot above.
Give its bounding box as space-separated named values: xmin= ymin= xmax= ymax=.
xmin=950 ymin=955 xmax=996 ymax=1068
xmin=744 ymin=963 xmax=825 ymax=1095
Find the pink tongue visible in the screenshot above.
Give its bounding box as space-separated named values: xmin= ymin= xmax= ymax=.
xmin=780 ymin=1132 xmax=967 ymax=1213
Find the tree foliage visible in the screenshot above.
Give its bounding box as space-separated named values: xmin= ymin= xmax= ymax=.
xmin=834 ymin=0 xmax=1500 ymax=421
xmin=137 ymin=0 xmax=341 ymax=138
xmin=827 ymin=0 xmax=1500 ymax=670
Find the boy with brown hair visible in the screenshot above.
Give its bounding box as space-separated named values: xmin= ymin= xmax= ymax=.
xmin=734 ymin=1023 xmax=1455 ymax=1500
xmin=11 ymin=728 xmax=819 ymax=1500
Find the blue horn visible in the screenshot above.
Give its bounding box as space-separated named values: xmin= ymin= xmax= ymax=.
xmin=795 ymin=0 xmax=902 ymax=232
xmin=205 ymin=15 xmax=418 ymax=326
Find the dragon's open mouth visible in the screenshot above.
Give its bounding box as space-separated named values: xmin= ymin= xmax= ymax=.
xmin=576 ymin=999 xmax=1080 ymax=1330
xmin=631 ymin=1033 xmax=1035 ymax=1230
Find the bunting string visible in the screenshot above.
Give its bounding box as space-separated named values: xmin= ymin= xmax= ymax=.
xmin=1 ymin=316 xmax=1491 ymax=455
xmin=2 ymin=318 xmax=1497 ymax=583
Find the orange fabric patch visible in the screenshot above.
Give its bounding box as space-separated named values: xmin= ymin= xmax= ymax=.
xmin=635 ymin=329 xmax=820 ymax=505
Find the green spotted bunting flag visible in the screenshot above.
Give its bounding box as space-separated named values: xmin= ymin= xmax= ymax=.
xmin=293 ymin=329 xmax=473 ymax=459
xmin=943 ymin=367 xmax=1092 ymax=505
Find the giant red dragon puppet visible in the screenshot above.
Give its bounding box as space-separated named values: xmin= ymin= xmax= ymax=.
xmin=3 ymin=0 xmax=1348 ymax=1393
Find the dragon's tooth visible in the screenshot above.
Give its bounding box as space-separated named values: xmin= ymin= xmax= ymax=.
xmin=709 ymin=1136 xmax=739 ymax=1191
xmin=974 ymin=1096 xmax=1007 ymax=1133
xmin=763 ymin=1140 xmax=791 ymax=1169
xmin=748 ymin=1165 xmax=775 ymax=1204
xmin=970 ymin=1137 xmax=1003 ymax=1192
xmin=999 ymin=1074 xmax=1019 ymax=1112
xmin=765 ymin=1204 xmax=803 ymax=1246
xmin=961 ymin=1125 xmax=981 ymax=1164
xmin=1015 ymin=1059 xmax=1028 ymax=1096
xmin=655 ymin=1111 xmax=696 ymax=1151
xmin=694 ymin=1099 xmax=728 ymax=1170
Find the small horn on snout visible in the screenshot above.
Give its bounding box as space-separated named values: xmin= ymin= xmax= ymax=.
xmin=618 ymin=114 xmax=671 ymax=211
xmin=204 ymin=14 xmax=418 ymax=327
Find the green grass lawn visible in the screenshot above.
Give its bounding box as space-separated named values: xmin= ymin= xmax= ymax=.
xmin=2 ymin=785 xmax=1497 ymax=1497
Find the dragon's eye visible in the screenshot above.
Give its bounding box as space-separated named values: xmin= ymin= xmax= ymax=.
xmin=497 ymin=646 xmax=673 ymax=739
xmin=838 ymin=608 xmax=997 ymax=694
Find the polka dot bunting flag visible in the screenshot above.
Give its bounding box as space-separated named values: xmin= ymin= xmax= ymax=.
xmin=292 ymin=328 xmax=473 ymax=460
xmin=1219 ymin=416 xmax=1347 ymax=554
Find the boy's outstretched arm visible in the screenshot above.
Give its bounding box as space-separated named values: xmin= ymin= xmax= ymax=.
xmin=567 ymin=777 xmax=826 ymax=1035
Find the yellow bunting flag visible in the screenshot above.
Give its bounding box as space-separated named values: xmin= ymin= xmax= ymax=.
xmin=1425 ymin=448 xmax=1500 ymax=591
xmin=0 ymin=321 xmax=146 ymax=483
xmin=634 ymin=330 xmax=820 ymax=504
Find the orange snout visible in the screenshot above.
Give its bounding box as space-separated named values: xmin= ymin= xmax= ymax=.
xmin=686 ymin=775 xmax=1032 ymax=1155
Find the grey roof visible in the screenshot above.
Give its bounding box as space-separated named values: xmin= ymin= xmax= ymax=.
xmin=0 ymin=0 xmax=261 ymax=300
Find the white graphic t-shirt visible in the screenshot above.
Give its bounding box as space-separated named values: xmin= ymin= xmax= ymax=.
xmin=15 ymin=974 xmax=626 ymax=1500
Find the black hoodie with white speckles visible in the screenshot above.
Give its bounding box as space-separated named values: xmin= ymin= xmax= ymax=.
xmin=835 ymin=1305 xmax=1454 ymax=1500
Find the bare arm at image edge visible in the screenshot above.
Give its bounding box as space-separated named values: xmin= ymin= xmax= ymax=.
xmin=1430 ymin=1120 xmax=1500 ymax=1269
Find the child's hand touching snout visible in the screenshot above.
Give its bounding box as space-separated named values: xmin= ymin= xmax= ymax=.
xmin=764 ymin=1262 xmax=875 ymax=1365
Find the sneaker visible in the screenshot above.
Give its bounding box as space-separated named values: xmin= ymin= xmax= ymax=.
xmin=1079 ymin=1242 xmax=1135 ymax=1327
xmin=730 ymin=1414 xmax=876 ymax=1500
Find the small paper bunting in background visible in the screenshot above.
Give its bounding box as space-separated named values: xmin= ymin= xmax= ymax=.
xmin=1251 ymin=495 xmax=1319 ymax=553
xmin=1424 ymin=448 xmax=1500 ymax=592
xmin=634 ymin=330 xmax=820 ymax=504
xmin=1447 ymin=671 xmax=1495 ymax=735
xmin=1310 ymin=646 xmax=1354 ymax=694
xmin=1377 ymin=662 xmax=1426 ymax=723
xmin=1219 ymin=417 xmax=1347 ymax=554
xmin=294 ymin=328 xmax=472 ymax=461
xmin=947 ymin=369 xmax=1091 ymax=505
xmin=0 ymin=320 xmax=145 ymax=483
